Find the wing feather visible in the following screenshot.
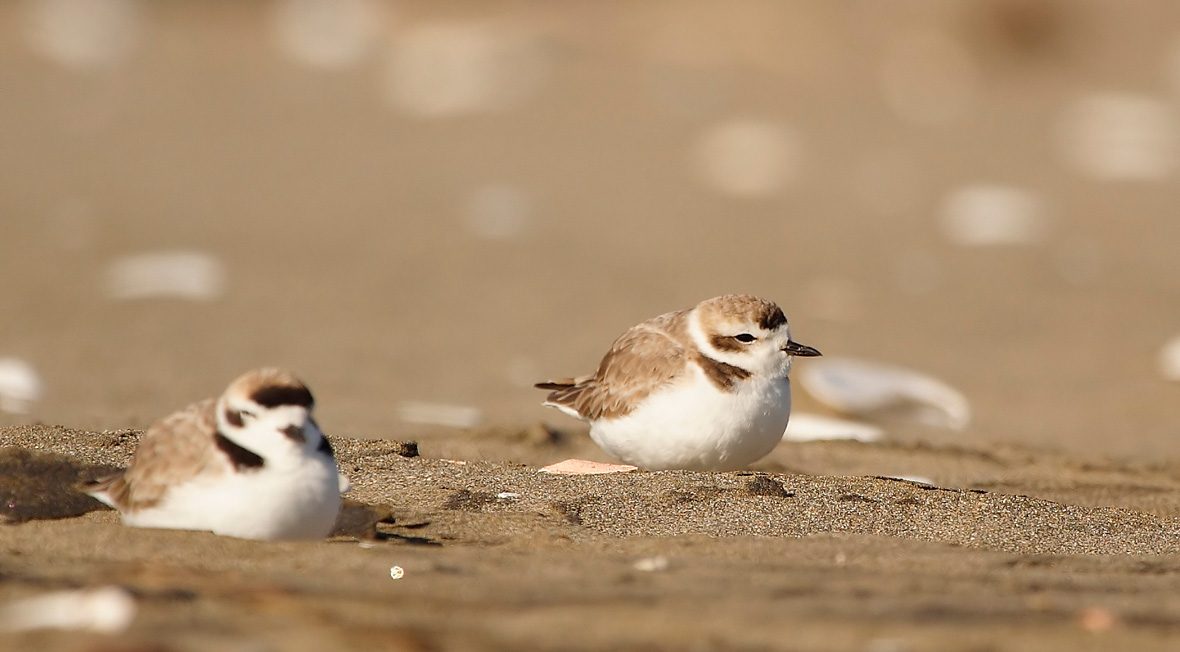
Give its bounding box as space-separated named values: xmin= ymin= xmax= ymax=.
xmin=83 ymin=399 xmax=226 ymax=511
xmin=536 ymin=310 xmax=690 ymax=420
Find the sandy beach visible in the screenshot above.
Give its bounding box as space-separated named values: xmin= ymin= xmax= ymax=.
xmin=4 ymin=424 xmax=1180 ymax=651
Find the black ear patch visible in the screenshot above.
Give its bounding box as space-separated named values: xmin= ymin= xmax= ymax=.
xmin=710 ymin=334 xmax=745 ymax=353
xmin=251 ymin=385 xmax=314 ymax=409
xmin=214 ymin=432 xmax=264 ymax=470
xmin=317 ymin=435 xmax=335 ymax=458
xmin=280 ymin=425 xmax=306 ymax=443
xmin=759 ymin=307 xmax=787 ymax=331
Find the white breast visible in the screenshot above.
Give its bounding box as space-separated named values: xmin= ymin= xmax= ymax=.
xmin=589 ymin=367 xmax=792 ymax=471
xmin=122 ymin=450 xmax=341 ymax=540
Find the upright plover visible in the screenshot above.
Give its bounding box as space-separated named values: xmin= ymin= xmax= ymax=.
xmin=536 ymin=294 xmax=820 ymax=471
xmin=84 ymin=368 xmax=341 ymax=540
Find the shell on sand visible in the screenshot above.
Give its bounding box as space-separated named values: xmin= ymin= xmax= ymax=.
xmin=782 ymin=412 xmax=884 ymax=443
xmin=540 ymin=459 xmax=638 ymax=475
xmin=797 ymin=357 xmax=970 ymax=430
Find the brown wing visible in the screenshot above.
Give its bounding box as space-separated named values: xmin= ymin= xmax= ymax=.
xmin=85 ymin=399 xmax=227 ymax=511
xmin=536 ymin=310 xmax=691 ymax=420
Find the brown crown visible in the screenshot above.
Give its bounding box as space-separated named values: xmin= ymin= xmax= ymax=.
xmin=224 ymin=368 xmax=314 ymax=408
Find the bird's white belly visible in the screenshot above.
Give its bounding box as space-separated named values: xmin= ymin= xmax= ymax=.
xmin=590 ymin=371 xmax=792 ymax=471
xmin=123 ymin=454 xmax=341 ymax=540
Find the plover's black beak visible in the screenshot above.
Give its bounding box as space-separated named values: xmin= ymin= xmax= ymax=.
xmin=783 ymin=340 xmax=822 ymax=357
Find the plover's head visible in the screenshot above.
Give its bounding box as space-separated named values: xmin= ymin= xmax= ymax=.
xmin=690 ymin=294 xmax=821 ymax=378
xmin=215 ymin=368 xmax=321 ymax=451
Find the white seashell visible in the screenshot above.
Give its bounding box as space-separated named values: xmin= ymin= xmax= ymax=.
xmin=1159 ymin=335 xmax=1180 ymax=382
xmin=0 ymin=586 xmax=135 ymax=633
xmin=103 ymin=251 xmax=225 ymax=301
xmin=395 ymin=401 xmax=482 ymax=428
xmin=798 ymin=357 xmax=970 ymax=430
xmin=783 ymin=412 xmax=883 ymax=443
xmin=0 ymin=358 xmax=43 ymax=414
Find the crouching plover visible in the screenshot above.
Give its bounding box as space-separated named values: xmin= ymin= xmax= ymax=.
xmin=83 ymin=368 xmax=342 ymax=540
xmin=536 ymin=294 xmax=821 ymax=471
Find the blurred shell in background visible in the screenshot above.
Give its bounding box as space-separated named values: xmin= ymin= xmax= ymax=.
xmin=396 ymin=400 xmax=482 ymax=429
xmin=0 ymin=358 xmax=42 ymax=415
xmin=798 ymin=357 xmax=971 ymax=431
xmin=0 ymin=586 xmax=135 ymax=634
xmin=1055 ymin=93 xmax=1177 ymax=181
xmin=692 ymin=119 xmax=801 ymax=197
xmin=270 ymin=0 xmax=385 ymax=69
xmin=103 ymin=251 xmax=226 ymax=302
xmin=1159 ymin=335 xmax=1180 ymax=382
xmin=783 ymin=412 xmax=883 ymax=443
xmin=23 ymin=0 xmax=141 ymax=70
xmin=939 ymin=184 xmax=1050 ymax=247
xmin=382 ymin=22 xmax=551 ymax=117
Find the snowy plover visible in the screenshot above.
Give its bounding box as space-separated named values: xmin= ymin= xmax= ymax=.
xmin=84 ymin=368 xmax=342 ymax=540
xmin=536 ymin=294 xmax=821 ymax=471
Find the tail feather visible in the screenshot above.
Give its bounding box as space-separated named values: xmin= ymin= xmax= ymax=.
xmin=535 ymin=377 xmax=590 ymax=421
xmin=77 ymin=473 xmax=123 ymax=509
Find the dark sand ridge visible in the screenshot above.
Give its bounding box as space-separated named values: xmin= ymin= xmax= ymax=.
xmin=4 ymin=424 xmax=1180 ymax=651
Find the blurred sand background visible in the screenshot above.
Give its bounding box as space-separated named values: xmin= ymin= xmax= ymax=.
xmin=2 ymin=0 xmax=1179 ymax=460
xmin=4 ymin=1 xmax=1180 ymax=650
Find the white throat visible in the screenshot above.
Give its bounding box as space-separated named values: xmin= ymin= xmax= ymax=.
xmin=216 ymin=401 xmax=320 ymax=468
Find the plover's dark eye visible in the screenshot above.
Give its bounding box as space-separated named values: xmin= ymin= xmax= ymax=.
xmin=225 ymin=408 xmax=247 ymax=427
xmin=734 ymin=333 xmax=757 ymax=343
